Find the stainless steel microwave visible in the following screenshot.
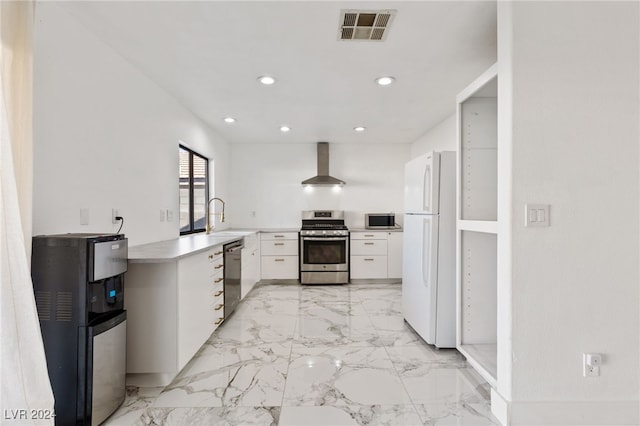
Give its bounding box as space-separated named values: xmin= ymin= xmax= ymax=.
xmin=365 ymin=213 xmax=396 ymax=229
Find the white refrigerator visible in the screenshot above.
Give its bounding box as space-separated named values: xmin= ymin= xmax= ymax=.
xmin=402 ymin=151 xmax=456 ymax=348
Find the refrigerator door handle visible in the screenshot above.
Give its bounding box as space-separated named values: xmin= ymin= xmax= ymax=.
xmin=423 ymin=164 xmax=431 ymax=212
xmin=421 ymin=216 xmax=439 ymax=290
xmin=422 ymin=152 xmax=441 ymax=214
xmin=421 ymin=218 xmax=430 ymax=287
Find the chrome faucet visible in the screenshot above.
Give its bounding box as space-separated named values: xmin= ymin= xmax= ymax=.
xmin=206 ymin=197 xmax=225 ymax=234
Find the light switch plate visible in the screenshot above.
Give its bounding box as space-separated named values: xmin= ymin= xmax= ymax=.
xmin=525 ymin=204 xmax=550 ymax=227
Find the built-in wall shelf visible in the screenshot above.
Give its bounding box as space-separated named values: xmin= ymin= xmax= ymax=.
xmin=458 ymin=344 xmax=497 ymax=387
xmin=458 ymin=220 xmax=498 ymax=234
xmin=456 ymin=63 xmax=499 ymax=388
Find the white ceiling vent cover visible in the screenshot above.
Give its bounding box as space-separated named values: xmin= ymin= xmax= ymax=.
xmin=339 ymin=10 xmax=396 ymax=41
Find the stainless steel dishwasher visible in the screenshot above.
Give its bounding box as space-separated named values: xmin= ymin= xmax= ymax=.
xmin=223 ymin=240 xmax=244 ymax=318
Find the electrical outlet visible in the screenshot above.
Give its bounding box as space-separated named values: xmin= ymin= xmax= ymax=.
xmin=166 ymin=209 xmax=173 ymax=222
xmin=584 ymin=364 xmax=600 ymax=377
xmin=112 ymin=208 xmax=120 ymax=224
xmin=160 ymin=209 xmax=166 ymax=222
xmin=583 ymin=353 xmax=602 ymax=377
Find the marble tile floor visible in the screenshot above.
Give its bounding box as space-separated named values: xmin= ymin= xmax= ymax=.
xmin=105 ymin=281 xmax=499 ymax=426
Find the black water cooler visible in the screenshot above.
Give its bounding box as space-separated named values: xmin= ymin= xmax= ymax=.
xmin=32 ymin=233 xmax=128 ymax=425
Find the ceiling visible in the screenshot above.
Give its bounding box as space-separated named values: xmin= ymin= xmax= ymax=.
xmin=60 ymin=1 xmax=497 ymax=145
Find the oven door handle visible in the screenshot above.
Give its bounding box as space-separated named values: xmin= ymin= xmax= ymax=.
xmin=301 ymin=237 xmax=348 ymax=241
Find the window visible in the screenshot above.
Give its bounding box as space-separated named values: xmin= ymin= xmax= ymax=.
xmin=179 ymin=145 xmax=209 ymax=234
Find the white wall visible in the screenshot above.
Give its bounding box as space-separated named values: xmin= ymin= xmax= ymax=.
xmin=33 ymin=3 xmax=231 ymax=246
xmin=229 ymin=142 xmax=411 ymax=229
xmin=410 ymin=113 xmax=457 ymax=158
xmin=497 ymin=2 xmax=639 ymax=423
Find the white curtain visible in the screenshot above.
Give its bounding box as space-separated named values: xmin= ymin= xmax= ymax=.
xmin=1 ymin=1 xmax=55 ymax=424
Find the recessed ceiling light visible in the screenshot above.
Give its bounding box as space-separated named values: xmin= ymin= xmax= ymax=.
xmin=375 ymin=76 xmax=395 ymax=86
xmin=257 ymin=75 xmax=276 ymax=85
xmin=280 ymin=126 xmax=291 ymax=133
xmin=224 ymin=117 xmax=236 ymax=123
xmin=354 ymin=126 xmax=366 ymax=132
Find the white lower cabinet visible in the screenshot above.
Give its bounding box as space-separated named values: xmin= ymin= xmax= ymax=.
xmin=350 ymin=231 xmax=403 ymax=280
xmin=387 ymin=232 xmax=403 ymax=278
xmin=260 ymin=232 xmax=299 ymax=279
xmin=261 ymin=256 xmax=298 ymax=279
xmin=241 ymin=232 xmax=260 ymax=298
xmin=351 ymin=255 xmax=387 ymax=278
xmin=125 ymin=245 xmax=225 ymax=386
xmin=351 ymin=239 xmax=388 ymax=256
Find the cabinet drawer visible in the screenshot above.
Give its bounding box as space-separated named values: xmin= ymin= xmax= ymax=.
xmin=351 ymin=239 xmax=387 ymax=255
xmin=211 ymin=283 xmax=224 ymax=314
xmin=211 ymin=269 xmax=224 ymax=286
xmin=261 ymin=232 xmax=298 ymax=241
xmin=350 ymin=231 xmax=388 ymax=240
xmin=211 ymin=282 xmax=224 ymax=299
xmin=261 ymin=256 xmax=298 ymax=279
xmin=350 ymin=256 xmax=388 ymax=279
xmin=207 ymin=246 xmax=225 ymax=262
xmin=261 ymin=239 xmax=298 ymax=255
xmin=210 ymin=257 xmax=224 ymax=275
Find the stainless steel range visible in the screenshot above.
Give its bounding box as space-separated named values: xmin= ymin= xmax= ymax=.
xmin=300 ymin=210 xmax=349 ymax=285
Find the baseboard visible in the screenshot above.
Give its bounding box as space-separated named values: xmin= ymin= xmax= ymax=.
xmin=256 ymin=279 xmax=300 ymax=285
xmin=491 ymin=388 xmax=509 ymax=425
xmin=498 ymin=398 xmax=639 ymax=425
xmin=126 ymin=373 xmax=173 ymax=388
xmin=349 ymin=278 xmax=401 ymax=284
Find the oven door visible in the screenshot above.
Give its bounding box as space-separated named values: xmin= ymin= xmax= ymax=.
xmin=300 ymin=236 xmax=349 ymax=272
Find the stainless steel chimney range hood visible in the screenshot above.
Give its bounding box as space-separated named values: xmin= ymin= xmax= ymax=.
xmin=302 ymin=142 xmax=346 ymax=187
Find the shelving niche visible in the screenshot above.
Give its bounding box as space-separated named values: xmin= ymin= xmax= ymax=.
xmin=456 ymin=63 xmax=498 ymax=387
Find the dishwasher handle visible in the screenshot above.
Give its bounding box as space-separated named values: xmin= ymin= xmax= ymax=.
xmin=224 ymin=240 xmax=244 ymax=253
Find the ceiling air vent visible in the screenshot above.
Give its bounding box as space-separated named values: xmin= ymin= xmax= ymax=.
xmin=339 ymin=10 xmax=396 ymax=41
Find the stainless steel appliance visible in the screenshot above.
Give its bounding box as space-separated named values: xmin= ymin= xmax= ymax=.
xmin=365 ymin=213 xmax=398 ymax=229
xmin=32 ymin=233 xmax=128 ymax=425
xmin=223 ymin=239 xmax=243 ymax=318
xmin=300 ymin=210 xmax=349 ymax=284
xmin=301 ymin=142 xmax=346 ymax=187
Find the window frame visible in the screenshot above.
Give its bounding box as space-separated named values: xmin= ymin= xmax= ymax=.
xmin=179 ymin=145 xmax=209 ymax=235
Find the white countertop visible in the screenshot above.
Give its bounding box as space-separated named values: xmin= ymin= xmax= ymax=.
xmin=349 ymin=228 xmax=404 ymax=233
xmin=128 ymin=230 xmax=258 ymax=263
xmin=129 ymin=227 xmax=406 ymax=263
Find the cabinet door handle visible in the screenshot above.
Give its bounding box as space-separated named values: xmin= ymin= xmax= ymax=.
xmin=364 ymin=242 xmax=375 ymax=245
xmin=214 ymin=250 xmax=223 ymax=256
xmin=214 ymin=317 xmax=224 ymax=325
xmin=208 ymin=254 xmax=214 ymax=259
xmin=214 ymin=304 xmax=224 ymax=311
xmin=364 ymin=234 xmax=375 ymax=237
xmin=215 ymin=264 xmax=224 ymax=269
xmin=275 ymin=258 xmax=285 ymax=262
xmin=274 ymin=242 xmax=285 ymax=246
xmin=214 ymin=277 xmax=223 ymax=284
xmin=214 ymin=290 xmax=224 ymax=297
xmin=364 ymin=258 xmax=375 ymax=261
xmin=273 ymin=235 xmax=284 ymax=238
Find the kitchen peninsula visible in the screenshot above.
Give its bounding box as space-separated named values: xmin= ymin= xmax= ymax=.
xmin=125 ymin=231 xmax=257 ymax=386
